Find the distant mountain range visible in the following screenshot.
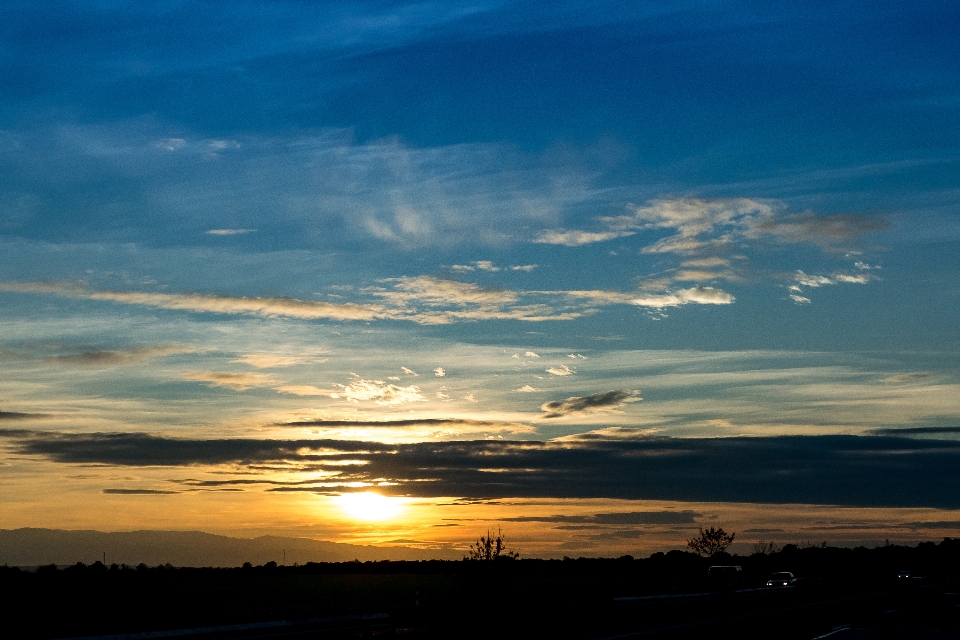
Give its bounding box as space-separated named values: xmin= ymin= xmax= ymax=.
xmin=0 ymin=529 xmax=461 ymax=567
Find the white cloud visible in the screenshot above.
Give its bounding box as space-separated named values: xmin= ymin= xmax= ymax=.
xmin=510 ymin=264 xmax=537 ymax=272
xmin=516 ymin=384 xmax=540 ymax=392
xmin=631 ymin=286 xmax=735 ymax=309
xmin=401 ymin=366 xmax=419 ymax=376
xmin=206 ymin=228 xmax=256 ymax=235
xmin=462 ymin=393 xmax=478 ymax=402
xmin=331 ymin=376 xmax=426 ymax=405
xmin=153 ymin=137 xmax=185 ymax=151
xmin=794 ymin=271 xmax=835 ymax=288
xmin=546 ymin=364 xmax=575 ymax=376
xmin=525 ymin=351 xmax=540 ymax=358
xmin=790 ymin=270 xmax=876 ymax=302
xmin=434 ymin=367 xmax=446 ymax=377
xmin=533 ymin=229 xmax=634 ymax=246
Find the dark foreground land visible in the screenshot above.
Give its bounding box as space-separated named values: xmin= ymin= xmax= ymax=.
xmin=2 ymin=539 xmax=960 ymax=639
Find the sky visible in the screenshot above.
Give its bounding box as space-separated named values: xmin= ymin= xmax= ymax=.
xmin=1 ymin=0 xmax=959 ymax=559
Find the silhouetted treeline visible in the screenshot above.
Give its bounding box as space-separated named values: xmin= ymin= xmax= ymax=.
xmin=2 ymin=538 xmax=959 ymax=639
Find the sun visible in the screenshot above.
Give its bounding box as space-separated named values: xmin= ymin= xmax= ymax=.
xmin=335 ymin=492 xmax=405 ymax=521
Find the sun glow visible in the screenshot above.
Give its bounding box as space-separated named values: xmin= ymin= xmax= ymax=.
xmin=335 ymin=492 xmax=406 ymax=521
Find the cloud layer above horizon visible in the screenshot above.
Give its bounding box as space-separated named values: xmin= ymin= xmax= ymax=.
xmin=1 ymin=0 xmax=959 ymax=553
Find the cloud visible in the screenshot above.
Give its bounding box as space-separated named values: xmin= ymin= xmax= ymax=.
xmin=153 ymin=138 xmax=185 ymax=151
xmin=881 ymin=374 xmax=930 ymax=384
xmin=376 ymin=276 xmax=518 ymax=307
xmin=331 ymin=376 xmax=426 ymax=405
xmin=788 ymin=269 xmax=877 ymax=303
xmin=593 ymin=198 xmax=886 ymax=255
xmin=503 ymin=510 xmax=701 ymax=525
xmin=0 ymin=411 xmax=47 ymax=421
xmin=599 ymin=198 xmax=777 ymax=255
xmin=182 ymin=371 xmax=278 ymax=392
xmin=868 ymin=426 xmax=960 ymax=437
xmin=525 ymin=352 xmax=540 ymax=358
xmin=540 ymin=389 xmax=641 ymax=418
xmin=434 ymin=367 xmax=446 ymax=377
xmin=42 ymin=344 xmax=201 ymax=366
xmin=546 ymin=364 xmax=574 ymax=376
xmin=275 ymin=385 xmax=335 ymax=396
xmin=794 ymin=270 xmax=874 ymax=288
xmin=529 ymin=198 xmax=886 ymax=301
xmin=533 ymin=229 xmax=634 ymax=246
xmin=102 ymin=488 xmax=178 ymax=495
xmin=205 ymin=228 xmax=256 ymax=235
xmin=278 ymin=418 xmax=513 ymax=429
xmin=631 ymin=286 xmax=735 ymax=309
xmin=516 ymin=385 xmax=539 ymax=393
xmin=750 ymin=212 xmax=890 ymax=246
xmin=0 ymin=276 xmax=735 ymax=327
xmin=401 ymin=367 xmax=419 ymax=376
xmin=233 ymin=353 xmax=323 ymax=368
xmin=7 ymin=430 xmax=960 ymax=508
xmin=368 ymin=276 xmax=586 ymax=324
xmin=0 ymin=281 xmax=389 ymax=321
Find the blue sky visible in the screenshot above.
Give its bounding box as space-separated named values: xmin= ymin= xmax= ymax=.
xmin=1 ymin=0 xmax=959 ymax=557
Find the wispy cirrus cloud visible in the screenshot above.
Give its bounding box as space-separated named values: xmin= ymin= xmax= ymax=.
xmin=0 ymin=274 xmax=740 ymax=328
xmin=533 ymin=197 xmax=886 ymax=302
xmin=0 ymin=281 xmax=389 ymax=321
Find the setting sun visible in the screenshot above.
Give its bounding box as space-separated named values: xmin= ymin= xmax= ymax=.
xmin=335 ymin=492 xmax=405 ymax=521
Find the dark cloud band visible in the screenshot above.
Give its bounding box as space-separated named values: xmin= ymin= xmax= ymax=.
xmin=4 ymin=429 xmax=960 ymax=508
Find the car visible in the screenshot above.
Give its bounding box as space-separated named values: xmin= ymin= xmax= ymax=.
xmin=766 ymin=571 xmax=796 ymax=587
xmin=896 ymin=570 xmax=912 ymax=579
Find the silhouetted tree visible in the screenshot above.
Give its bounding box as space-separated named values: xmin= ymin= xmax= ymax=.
xmin=687 ymin=526 xmax=735 ymax=557
xmin=752 ymin=540 xmax=781 ymax=555
xmin=467 ymin=526 xmax=519 ymax=561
